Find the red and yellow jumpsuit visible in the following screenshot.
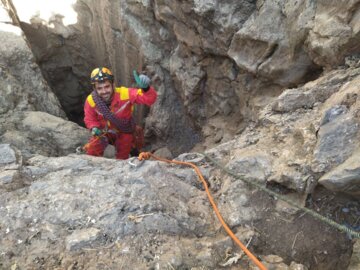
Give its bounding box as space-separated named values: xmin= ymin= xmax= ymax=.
xmin=84 ymin=86 xmax=157 ymax=159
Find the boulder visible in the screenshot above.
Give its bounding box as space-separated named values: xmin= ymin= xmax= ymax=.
xmin=228 ymin=0 xmax=317 ymax=86
xmin=312 ymin=113 xmax=359 ymax=173
xmin=319 ymin=149 xmax=360 ymax=196
xmin=0 ymin=30 xmax=64 ymax=117
xmin=1 ymin=111 xmax=89 ymax=159
xmin=305 ymin=0 xmax=360 ymax=68
xmin=153 ymin=147 xmax=173 ymax=160
xmin=272 ymin=69 xmax=360 ymax=112
xmin=226 ymin=149 xmax=272 ymax=183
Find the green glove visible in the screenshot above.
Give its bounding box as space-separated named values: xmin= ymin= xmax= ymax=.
xmin=133 ymin=70 xmax=150 ymax=89
xmin=91 ymin=127 xmax=102 ymax=136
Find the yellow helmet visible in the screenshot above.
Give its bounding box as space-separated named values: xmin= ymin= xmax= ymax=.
xmin=90 ymin=67 xmax=114 ymax=84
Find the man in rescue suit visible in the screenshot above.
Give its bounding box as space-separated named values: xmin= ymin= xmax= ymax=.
xmin=84 ymin=67 xmax=157 ymax=159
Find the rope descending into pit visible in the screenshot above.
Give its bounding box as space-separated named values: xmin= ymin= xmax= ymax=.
xmin=138 ymin=152 xmax=268 ymax=270
xmin=203 ymin=153 xmax=360 ymax=239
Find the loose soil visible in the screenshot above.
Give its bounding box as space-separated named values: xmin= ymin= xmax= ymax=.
xmin=248 ymin=185 xmax=359 ymax=270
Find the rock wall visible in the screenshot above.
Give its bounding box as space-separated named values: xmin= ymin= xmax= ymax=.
xmin=0 ymin=1 xmax=360 ymax=269
xmin=0 ymin=31 xmax=64 ymax=117
xmin=206 ymin=64 xmax=360 ymax=196
xmin=2 ymin=0 xmax=360 ymax=194
xmin=0 ymin=27 xmax=89 ymax=159
xmin=4 ymin=0 xmax=359 ymax=155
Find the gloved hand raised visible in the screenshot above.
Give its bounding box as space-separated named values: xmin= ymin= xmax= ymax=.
xmin=91 ymin=127 xmax=102 ymax=136
xmin=139 ymin=74 xmax=150 ymax=89
xmin=133 ymin=70 xmax=151 ymax=91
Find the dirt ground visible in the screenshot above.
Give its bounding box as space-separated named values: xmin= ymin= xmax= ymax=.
xmin=249 ymin=185 xmax=359 ymax=270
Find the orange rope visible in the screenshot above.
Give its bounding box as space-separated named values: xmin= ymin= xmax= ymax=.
xmin=83 ymin=132 xmax=110 ymax=152
xmin=138 ymin=152 xmax=268 ymax=270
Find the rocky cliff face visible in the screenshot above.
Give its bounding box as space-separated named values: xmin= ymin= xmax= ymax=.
xmin=1 ymin=0 xmax=360 ymax=269
xmin=4 ymin=0 xmax=360 ymax=155
xmin=0 ymin=29 xmax=90 ymax=160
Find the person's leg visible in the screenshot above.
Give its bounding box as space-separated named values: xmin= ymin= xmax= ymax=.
xmin=115 ymin=133 xmax=133 ymax=159
xmin=85 ymin=135 xmax=108 ymax=157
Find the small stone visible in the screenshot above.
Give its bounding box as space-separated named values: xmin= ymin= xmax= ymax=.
xmin=289 ymin=261 xmax=308 ymax=270
xmin=263 ymin=254 xmax=284 ymax=264
xmin=213 ymin=129 xmax=224 ymax=143
xmin=65 ymin=228 xmax=101 ymax=251
xmin=153 ymin=147 xmax=173 ymax=159
xmin=0 ymin=144 xmax=16 ymax=165
xmin=0 ymin=170 xmax=18 ymax=185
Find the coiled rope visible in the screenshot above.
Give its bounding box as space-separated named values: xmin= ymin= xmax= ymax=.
xmin=138 ymin=152 xmax=268 ymax=270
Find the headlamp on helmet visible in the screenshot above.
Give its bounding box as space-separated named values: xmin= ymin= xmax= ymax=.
xmin=90 ymin=67 xmax=114 ymax=84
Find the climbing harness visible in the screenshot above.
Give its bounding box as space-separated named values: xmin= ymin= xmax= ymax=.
xmin=81 ymin=132 xmax=112 ymax=154
xmin=138 ymin=152 xmax=268 ymax=270
xmin=78 ymin=126 xmax=144 ymax=157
